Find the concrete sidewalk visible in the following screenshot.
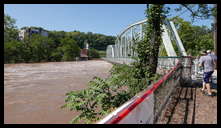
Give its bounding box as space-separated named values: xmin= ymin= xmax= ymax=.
xmin=194 ymin=82 xmax=217 ymax=124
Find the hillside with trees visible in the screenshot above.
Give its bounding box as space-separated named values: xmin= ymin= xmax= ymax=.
xmin=4 ymin=13 xmax=214 ymax=64
xmin=4 ymin=14 xmax=116 ymax=63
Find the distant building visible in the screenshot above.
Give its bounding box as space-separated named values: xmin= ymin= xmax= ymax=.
xmin=19 ymin=27 xmax=48 ymax=40
xmin=80 ymin=48 xmax=88 ymax=57
xmin=80 ymin=43 xmax=89 ymax=60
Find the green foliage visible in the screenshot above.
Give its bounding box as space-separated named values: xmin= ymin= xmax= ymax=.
xmin=175 ymin=4 xmax=215 ymax=21
xmin=59 ymin=37 xmax=80 ymax=61
xmin=159 ymin=44 xmax=168 ymax=56
xmin=88 ymin=48 xmax=100 ymax=58
xmin=4 ymin=40 xmax=24 ymax=63
xmin=4 ymin=14 xmax=115 ymax=64
xmin=171 ymin=16 xmax=214 ymax=56
xmin=98 ymin=50 xmax=106 ymax=58
xmin=4 ymin=14 xmax=19 ymax=42
xmin=26 ymin=35 xmax=54 ymax=62
xmin=132 ymin=4 xmax=166 ymax=80
xmin=50 ymin=30 xmax=116 ymax=50
xmin=62 ymin=63 xmax=161 ymax=123
xmin=175 ymin=4 xmax=217 ymax=55
xmin=62 ymin=4 xmax=164 ymax=124
xmin=4 ymin=33 xmax=80 ymax=63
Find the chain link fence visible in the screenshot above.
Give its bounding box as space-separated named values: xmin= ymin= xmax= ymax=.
xmin=153 ymin=62 xmax=183 ymax=123
xmin=99 ymin=57 xmax=196 ymax=124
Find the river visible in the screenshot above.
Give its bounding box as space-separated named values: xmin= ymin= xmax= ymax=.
xmin=4 ymin=60 xmax=112 ymax=124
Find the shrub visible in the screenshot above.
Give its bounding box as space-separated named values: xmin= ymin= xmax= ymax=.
xmin=88 ymin=48 xmax=100 ymax=58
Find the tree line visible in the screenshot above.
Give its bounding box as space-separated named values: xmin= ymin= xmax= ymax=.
xmin=4 ymin=14 xmax=116 ymax=63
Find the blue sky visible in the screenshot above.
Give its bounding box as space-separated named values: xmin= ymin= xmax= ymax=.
xmin=4 ymin=4 xmax=213 ymax=36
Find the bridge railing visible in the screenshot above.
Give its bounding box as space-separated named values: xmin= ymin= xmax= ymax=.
xmin=103 ymin=56 xmax=200 ymax=79
xmin=98 ymin=57 xmax=193 ymax=124
xmin=157 ymin=56 xmax=180 ymax=75
xmin=153 ymin=61 xmax=182 ymax=123
xmin=103 ymin=57 xmax=135 ymax=65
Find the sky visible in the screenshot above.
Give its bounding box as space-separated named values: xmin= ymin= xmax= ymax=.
xmin=4 ymin=4 xmax=214 ymax=36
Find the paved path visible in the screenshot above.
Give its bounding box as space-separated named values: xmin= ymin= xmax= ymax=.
xmin=194 ymin=82 xmax=217 ymax=124
xmin=4 ymin=60 xmax=112 ymax=124
xmin=157 ymin=80 xmax=217 ymax=124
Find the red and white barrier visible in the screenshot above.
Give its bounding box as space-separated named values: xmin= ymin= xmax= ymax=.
xmin=97 ymin=62 xmax=181 ymax=124
xmin=97 ymin=86 xmax=154 ymax=124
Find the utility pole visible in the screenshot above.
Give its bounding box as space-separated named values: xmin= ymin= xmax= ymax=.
xmin=213 ymin=4 xmax=217 ymax=56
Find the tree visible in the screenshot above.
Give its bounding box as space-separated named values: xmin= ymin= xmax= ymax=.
xmin=4 ymin=14 xmax=19 ymax=43
xmin=174 ymin=4 xmax=217 ymax=55
xmin=49 ymin=30 xmax=116 ymax=51
xmin=88 ymin=48 xmax=100 ymax=58
xmin=59 ymin=37 xmax=80 ymax=61
xmin=133 ymin=4 xmax=166 ymax=80
xmin=67 ymin=31 xmax=86 ymax=48
xmin=27 ymin=34 xmax=54 ymax=62
xmin=171 ymin=16 xmax=213 ymax=56
xmin=4 ymin=40 xmax=23 ymax=63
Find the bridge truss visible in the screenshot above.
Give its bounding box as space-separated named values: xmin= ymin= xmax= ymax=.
xmin=106 ymin=19 xmax=187 ymax=59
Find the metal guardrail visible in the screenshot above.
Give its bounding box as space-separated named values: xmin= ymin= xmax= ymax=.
xmin=103 ymin=56 xmax=202 ymax=79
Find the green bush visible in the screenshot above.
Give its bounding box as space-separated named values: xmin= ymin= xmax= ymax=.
xmin=88 ymin=48 xmax=100 ymax=58
xmin=98 ymin=50 xmax=106 ymax=57
xmin=4 ymin=40 xmax=24 ymax=63
xmin=62 ymin=63 xmax=161 ymax=123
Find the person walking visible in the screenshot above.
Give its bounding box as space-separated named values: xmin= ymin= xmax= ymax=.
xmin=207 ymin=50 xmax=217 ymax=69
xmin=198 ymin=50 xmax=207 ymax=93
xmin=199 ymin=50 xmax=216 ymax=96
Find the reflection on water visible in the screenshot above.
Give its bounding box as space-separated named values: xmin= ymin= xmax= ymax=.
xmin=4 ymin=60 xmax=112 ymax=124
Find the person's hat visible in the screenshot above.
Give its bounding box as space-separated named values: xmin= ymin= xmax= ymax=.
xmin=207 ymin=50 xmax=211 ymax=53
xmin=200 ymin=50 xmax=206 ymax=55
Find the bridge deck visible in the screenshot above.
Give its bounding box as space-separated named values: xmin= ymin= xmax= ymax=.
xmin=157 ymin=80 xmax=217 ymax=124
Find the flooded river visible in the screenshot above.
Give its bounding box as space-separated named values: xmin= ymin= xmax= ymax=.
xmin=4 ymin=60 xmax=112 ymax=124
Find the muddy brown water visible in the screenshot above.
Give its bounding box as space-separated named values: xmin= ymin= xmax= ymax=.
xmin=4 ymin=60 xmax=112 ymax=124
